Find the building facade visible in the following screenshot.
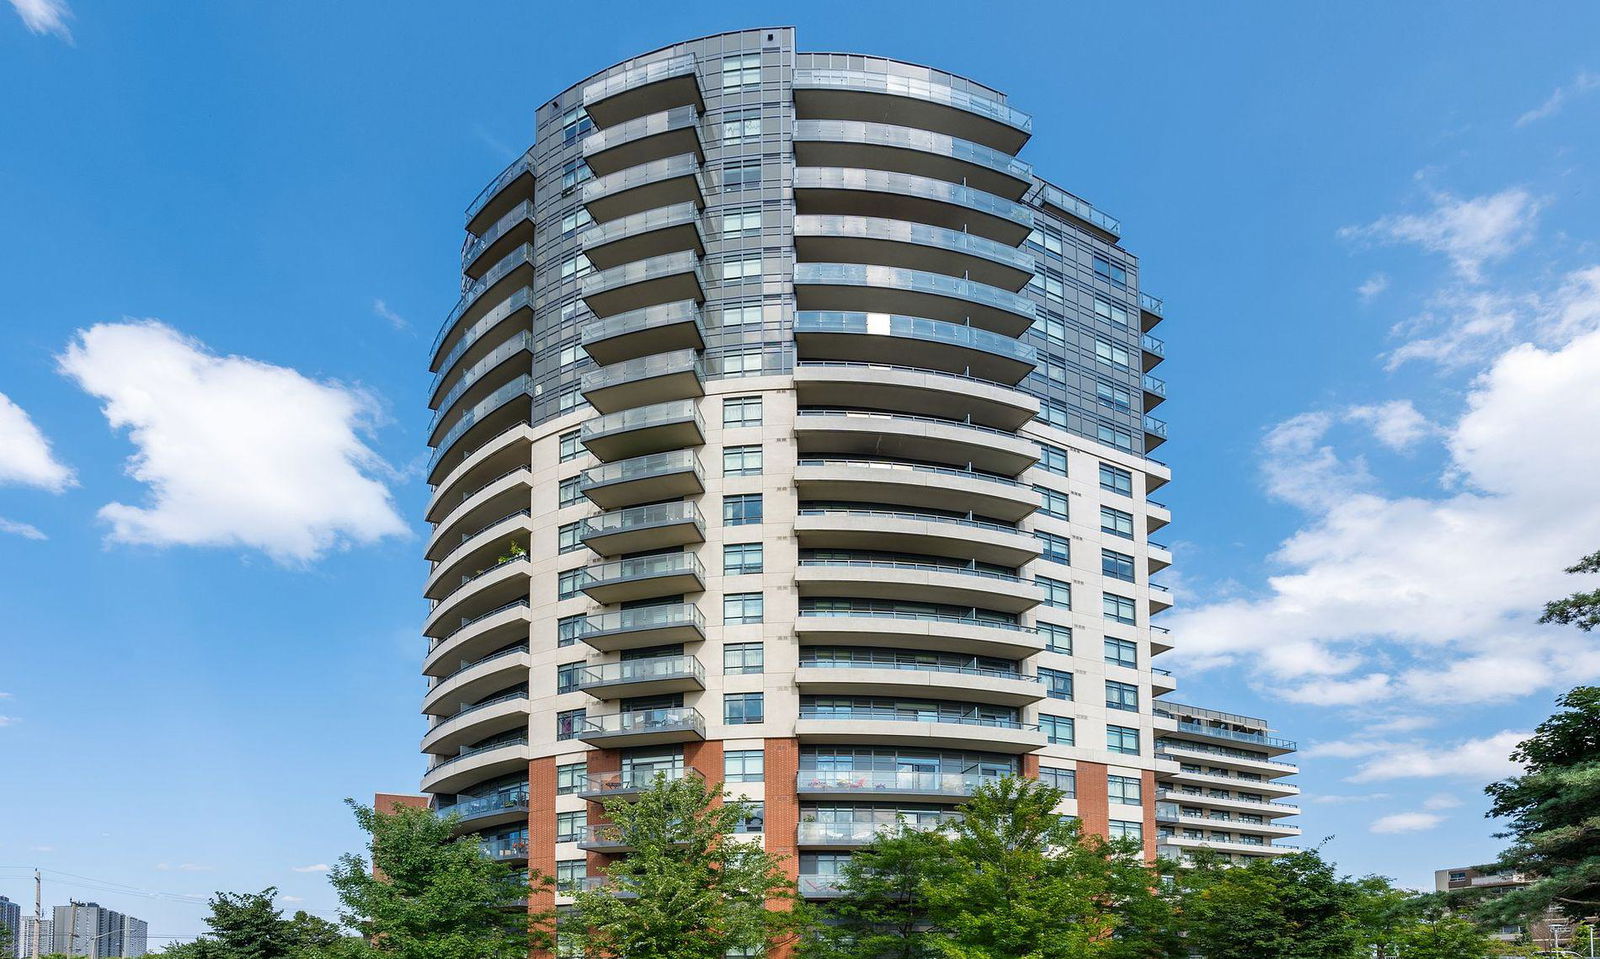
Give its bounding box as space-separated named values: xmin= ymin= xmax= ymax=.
xmin=0 ymin=897 xmax=19 ymax=958
xmin=18 ymin=918 xmax=50 ymax=959
xmin=47 ymin=903 xmax=146 ymax=958
xmin=418 ymin=25 xmax=1298 ymax=918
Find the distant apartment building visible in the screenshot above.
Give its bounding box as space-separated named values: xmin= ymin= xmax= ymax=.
xmin=0 ymin=897 xmax=19 ymax=958
xmin=18 ymin=917 xmax=51 ymax=959
xmin=48 ymin=903 xmax=146 ymax=958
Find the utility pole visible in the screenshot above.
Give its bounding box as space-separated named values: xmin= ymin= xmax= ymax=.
xmin=31 ymin=869 xmax=41 ymax=959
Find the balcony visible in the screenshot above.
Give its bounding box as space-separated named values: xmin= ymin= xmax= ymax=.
xmin=796 ymin=609 xmax=1042 ymax=660
xmin=577 ymin=766 xmax=692 ymax=801
xmin=580 ymin=552 xmax=706 ymax=604
xmin=795 ymin=707 xmax=1045 ymax=754
xmin=421 ymin=736 xmax=531 ymax=795
xmin=1158 ymin=809 xmax=1303 ymax=839
xmin=792 ymin=68 xmax=1032 ymax=154
xmin=580 ymin=300 xmax=706 ymax=366
xmin=574 ymin=654 xmax=706 ymax=699
xmin=433 ymin=244 xmax=535 ymax=370
xmin=422 ymin=643 xmax=531 ymax=717
xmin=580 ymin=202 xmax=707 ymax=271
xmin=1143 ymin=415 xmax=1168 ymax=452
xmin=795 ymin=657 xmax=1044 ymax=707
xmin=582 ymin=54 xmax=703 ymax=128
xmin=794 ymin=560 xmax=1042 ymax=615
xmin=795 ymin=508 xmax=1039 ymax=568
xmin=582 ymin=155 xmax=707 ymax=224
xmin=1159 ymin=836 xmax=1295 ymax=858
xmin=582 ymin=105 xmax=705 ymax=177
xmin=422 ymin=690 xmax=530 ymax=757
xmin=423 ymin=599 xmax=531 ymax=673
xmin=1148 ymin=540 xmax=1172 ymax=575
xmin=1142 ymin=373 xmax=1167 ymax=410
xmin=794 ymin=458 xmax=1036 ymax=523
xmin=463 ymin=199 xmax=536 ymax=280
xmin=429 ymin=329 xmax=533 ymax=424
xmin=578 ymin=706 xmax=706 ymax=747
xmin=1034 ymin=182 xmax=1121 ymax=241
xmin=582 ymin=250 xmax=706 ymax=319
xmin=422 ymin=556 xmax=529 ymax=640
xmin=581 ymin=349 xmax=704 ymax=415
xmin=794 ymin=311 xmax=1036 ymax=385
xmin=793 ymin=214 xmax=1033 ymax=291
xmin=796 ymin=819 xmax=956 ymax=849
xmin=579 ymin=501 xmax=705 ymax=556
xmin=565 ymin=602 xmax=706 ymax=652
xmin=796 ymin=769 xmax=1009 ymax=803
xmin=793 ymin=119 xmax=1033 ymax=200
xmin=481 ymin=837 xmax=530 ymax=863
xmin=793 ymin=408 xmax=1038 ymax=476
xmin=794 ymin=263 xmax=1035 ymax=338
xmin=1159 ymin=742 xmax=1299 ymax=777
xmin=579 ymin=448 xmax=705 ymax=510
xmin=465 ymin=151 xmax=534 ymax=237
xmin=1153 ymin=711 xmax=1296 ymax=754
xmin=426 ymin=376 xmax=532 ymax=483
xmin=795 ymin=168 xmax=1033 ymax=246
xmin=1151 ymin=667 xmax=1178 ymax=696
xmin=431 ymin=287 xmax=533 ymax=379
xmin=1149 ymin=582 xmax=1174 ymax=614
xmin=581 ymin=398 xmax=704 ymax=462
xmin=423 ymin=509 xmax=532 ymax=600
xmin=436 ymin=790 xmax=529 ymax=832
xmin=1163 ymin=767 xmax=1300 ymax=798
xmin=793 ymin=361 xmax=1036 ymax=431
xmin=425 ymin=466 xmax=534 ymax=559
xmin=1141 ymin=333 xmax=1165 ymax=372
xmin=1156 ymin=789 xmax=1300 ymax=819
xmin=797 ymin=875 xmax=847 ymax=899
xmin=1139 ymin=291 xmax=1165 ymax=326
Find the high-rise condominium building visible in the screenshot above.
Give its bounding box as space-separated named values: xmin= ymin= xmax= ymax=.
xmin=417 ymin=26 xmax=1299 ymax=914
xmin=0 ymin=897 xmax=20 ymax=958
xmin=47 ymin=903 xmax=146 ymax=958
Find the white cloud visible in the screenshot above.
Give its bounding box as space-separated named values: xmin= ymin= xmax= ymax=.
xmin=7 ymin=0 xmax=70 ymax=39
xmin=372 ymin=298 xmax=409 ymax=332
xmin=1299 ymin=738 xmax=1397 ymax=760
xmin=0 ymin=716 xmax=18 ymax=728
xmin=1344 ymin=400 xmax=1433 ymax=452
xmin=1423 ymin=794 xmax=1463 ymax=810
xmin=57 ymin=320 xmax=407 ymax=564
xmin=156 ymin=863 xmax=214 ymax=872
xmin=278 ymin=895 xmax=305 ymax=904
xmin=1516 ymin=70 xmax=1600 ymax=127
xmin=1349 ymin=731 xmax=1527 ymax=782
xmin=1340 ymin=189 xmax=1542 ymax=282
xmin=0 ymin=517 xmax=47 ymax=540
xmin=1305 ymin=792 xmax=1390 ymax=805
xmin=1281 ymin=674 xmax=1394 ymax=707
xmin=1371 ymin=811 xmax=1444 ymax=834
xmin=1358 ymin=273 xmax=1390 ymax=301
xmin=0 ymin=392 xmax=75 ymax=492
xmin=292 ymin=864 xmax=329 ymax=873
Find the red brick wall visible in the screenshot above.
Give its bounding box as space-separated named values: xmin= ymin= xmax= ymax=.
xmin=763 ymin=738 xmax=801 ymax=959
xmin=1076 ymin=761 xmax=1109 ymax=838
xmin=1141 ymin=769 xmax=1158 ymax=863
xmin=528 ymin=758 xmax=557 ymax=956
xmin=584 ymin=749 xmax=620 ymax=874
xmin=372 ymin=792 xmax=429 ymax=813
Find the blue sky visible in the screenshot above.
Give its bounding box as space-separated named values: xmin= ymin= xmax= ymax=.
xmin=3 ymin=0 xmax=1599 ymax=942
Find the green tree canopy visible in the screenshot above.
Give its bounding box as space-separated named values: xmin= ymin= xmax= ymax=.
xmin=1171 ymin=848 xmax=1372 ymax=959
xmin=1539 ymin=550 xmax=1600 ymax=631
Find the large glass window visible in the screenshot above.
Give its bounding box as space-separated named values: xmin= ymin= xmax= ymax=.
xmin=724 ymin=642 xmax=764 ymax=674
xmin=1038 ymin=667 xmax=1074 ymax=701
xmin=725 ymin=749 xmax=765 ymax=782
xmin=558 ymin=476 xmax=582 ymax=508
xmin=1037 ymin=531 xmax=1071 ymax=565
xmin=1042 ymin=715 xmax=1075 ymax=745
xmin=1038 ymin=444 xmax=1068 ymax=476
xmin=555 ymin=761 xmax=585 ymax=795
xmin=1106 ymin=680 xmax=1140 ymax=712
xmin=555 ymin=810 xmax=586 ymax=842
xmin=1104 ymin=637 xmax=1138 ymax=668
xmin=724 ymin=543 xmax=764 ymax=575
xmin=558 ymin=522 xmax=582 ymax=554
xmin=1108 ymin=774 xmax=1142 ymax=805
xmin=724 ymin=693 xmax=764 ymax=725
xmin=1107 ymin=724 xmax=1141 ymax=756
xmin=1039 ymin=623 xmax=1073 ymax=654
xmin=556 ymin=708 xmax=586 ymax=741
xmin=1103 ymin=592 xmax=1137 ymax=626
xmin=1100 ymin=506 xmax=1135 ymax=539
xmin=1109 ymin=820 xmax=1143 ymax=841
xmin=723 ymin=445 xmax=763 ymax=476
xmin=1035 ymin=486 xmax=1070 ymax=519
xmin=723 ymin=396 xmax=763 ymax=427
xmin=1099 ymin=463 xmax=1133 ymax=496
xmin=724 ymin=592 xmax=764 ymax=625
xmin=559 ymin=430 xmax=582 ymax=462
xmin=1038 ymin=577 xmax=1072 ymax=609
xmin=721 ymin=54 xmax=761 ymax=87
xmin=1039 ymin=766 xmax=1076 ymax=797
xmin=724 ymin=494 xmax=763 ymax=526
xmin=1102 ymin=549 xmax=1136 ymax=582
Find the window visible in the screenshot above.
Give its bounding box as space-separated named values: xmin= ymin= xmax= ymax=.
xmin=1038 ymin=576 xmax=1072 ymax=610
xmin=1039 ymin=766 xmax=1076 ymax=797
xmin=722 ymin=158 xmax=762 ymax=188
xmin=556 ymin=761 xmax=586 ymax=795
xmin=556 ymin=708 xmax=586 ymax=741
xmin=1106 ymin=680 xmax=1139 ymax=712
xmin=559 ymin=253 xmax=592 ymax=281
xmin=1109 ymin=820 xmax=1143 ymax=841
xmin=1038 ymin=444 xmax=1069 ymax=476
xmin=1095 ymin=340 xmax=1132 ymax=369
xmin=557 ymin=568 xmax=582 ymax=600
xmin=559 ymin=430 xmax=582 ymax=462
xmin=1103 ymin=592 xmax=1137 ymax=626
xmin=1036 ymin=531 xmax=1071 ymax=564
xmin=558 ymin=107 xmax=593 ymax=143
xmin=1100 ymin=506 xmax=1134 ymax=539
xmin=725 ymin=749 xmax=765 ymax=782
xmin=724 ymin=543 xmax=764 ymax=575
xmin=721 ymin=206 xmax=762 ymax=233
xmin=1099 ymin=463 xmax=1133 ymax=496
xmin=559 ymin=158 xmax=591 ymax=190
xmin=721 ymin=305 xmax=763 ymax=328
xmin=1035 ymin=486 xmax=1070 ymax=519
xmin=556 ymin=662 xmax=582 ymax=694
xmin=1108 ymin=774 xmax=1142 ymax=805
xmin=722 ymin=256 xmax=763 ymax=280
xmin=1038 ymin=667 xmax=1074 ymax=701
xmin=725 ymin=692 xmax=764 ymax=725
xmin=559 ymin=476 xmax=582 ymax=508
xmin=1097 ymin=381 xmax=1133 ymax=411
xmin=557 ymin=614 xmax=583 ymax=648
xmin=724 ymin=592 xmax=764 ymax=625
xmin=723 ymin=396 xmax=763 ymax=427
xmin=1093 ymin=256 xmax=1128 ymax=287
xmin=1042 ymin=714 xmax=1075 ymax=745
xmin=723 ymin=445 xmax=763 ymax=476
xmin=722 ymin=111 xmax=762 ymax=141
xmin=1040 ymin=623 xmax=1073 ymax=654
xmin=722 ymin=54 xmax=761 ymax=87
xmin=555 ymin=860 xmax=586 ymax=893
xmin=1102 ymin=549 xmax=1135 ymax=582
xmin=1098 ymin=425 xmax=1135 ymax=451
xmin=724 ymin=642 xmax=764 ymax=674
xmin=558 ymin=522 xmax=582 ymax=554
xmin=736 ymin=804 xmax=765 ymax=833
xmin=724 ymin=494 xmax=763 ymax=526
xmin=1095 ymin=298 xmax=1131 ymax=327
xmin=1107 ymin=724 xmax=1141 ymax=756
xmin=559 ymin=208 xmax=593 ymax=237
xmin=555 ymin=810 xmax=586 ymax=843
xmin=1104 ymin=637 xmax=1138 ymax=668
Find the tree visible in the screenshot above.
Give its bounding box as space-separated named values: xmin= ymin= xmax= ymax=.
xmin=567 ymin=773 xmax=804 ymax=959
xmin=327 ymin=799 xmax=553 ymax=959
xmin=801 ymin=823 xmax=951 ymax=959
xmin=1539 ymin=550 xmax=1600 ymax=631
xmin=1171 ymin=849 xmax=1369 ymax=959
xmin=1480 ymin=685 xmax=1600 ymax=923
xmin=145 ymin=890 xmax=355 ymax=959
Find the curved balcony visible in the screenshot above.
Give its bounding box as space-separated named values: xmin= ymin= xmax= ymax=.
xmin=794 ymin=657 xmax=1044 ymax=707
xmin=794 ymin=706 xmax=1045 ymax=754
xmin=579 ymin=501 xmax=705 ymax=556
xmin=432 ymin=244 xmax=535 ymax=370
xmin=431 ymin=287 xmax=533 ymax=379
xmin=794 ymin=459 xmax=1038 ymax=523
xmin=1156 ymin=789 xmax=1300 ymax=820
xmin=1035 ymin=181 xmax=1121 ymax=242
xmin=423 ymin=599 xmax=531 ymax=675
xmin=795 ymin=508 xmax=1039 ymax=568
xmin=422 ymin=690 xmax=530 ymax=756
xmin=429 ymin=329 xmax=532 ymax=421
xmin=793 ymin=119 xmax=1032 ymax=200
xmin=793 ymin=408 xmax=1038 ymax=476
xmin=465 ymin=152 xmax=534 ymax=237
xmin=581 ymin=349 xmax=704 ymax=415
xmin=796 ymin=609 xmax=1041 ymax=659
xmin=574 ymin=654 xmax=706 ymax=699
xmin=582 ymin=155 xmax=707 ymax=224
xmin=1158 ymin=836 xmax=1295 ymax=859
xmin=581 ymin=398 xmax=704 ymax=462
xmin=582 ymin=106 xmax=705 ymax=177
xmin=577 ymin=766 xmax=693 ymax=801
xmin=795 ymin=819 xmax=956 ymax=849
xmin=796 ymin=769 xmax=1009 ymax=803
xmin=426 ymin=422 xmax=534 ymax=519
xmin=1158 ymin=742 xmax=1299 ymax=778
xmin=463 ymin=200 xmax=536 ymax=279
xmin=580 ymin=300 xmax=706 ymax=366
xmin=426 ymin=466 xmax=533 ymax=555
xmin=582 ymin=250 xmax=706 ymax=319
xmin=482 ymin=836 xmax=530 ymax=864
xmin=422 ymin=556 xmax=529 ymax=640
xmin=580 ymin=203 xmax=707 ymax=271
xmin=793 ymin=560 xmax=1042 ymax=615
xmin=427 ymin=375 xmax=532 ymax=483
xmin=422 ymin=643 xmax=531 ymax=717
xmin=794 ymin=263 xmax=1035 ymax=338
xmin=582 ymin=53 xmax=703 ymax=128
xmin=424 ymin=508 xmax=534 ymax=599
xmin=794 ymin=311 xmax=1035 ymax=385
xmin=793 ymin=215 xmax=1033 ymax=291
xmin=1159 ymin=811 xmax=1302 ymax=840
xmin=436 ymin=790 xmax=529 ymax=833
xmin=580 ymin=552 xmax=706 ymax=604
xmin=1164 ymin=767 xmax=1299 ymax=799
xmin=794 ymin=361 xmax=1036 ymax=431
xmin=579 ymin=448 xmax=705 ymax=511
xmin=794 ymin=168 xmax=1033 ymax=246
xmin=792 ymin=68 xmax=1032 ymax=154
xmin=421 ymin=736 xmax=531 ymax=795
xmin=565 ymin=602 xmax=706 ymax=652
xmin=578 ymin=706 xmax=706 ymax=747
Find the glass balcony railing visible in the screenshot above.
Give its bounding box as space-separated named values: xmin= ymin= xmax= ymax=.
xmin=581 ymin=398 xmax=702 ymax=445
xmin=796 ymin=819 xmax=958 ymax=845
xmin=796 ymin=559 xmax=1030 ymax=587
xmin=1158 ymin=742 xmax=1299 ymax=770
xmin=429 ymin=374 xmax=530 ymax=459
xmin=579 ymin=448 xmax=704 ymax=492
xmin=797 ymin=875 xmax=846 ymax=897
xmin=432 ymin=288 xmax=533 ymax=378
xmin=562 ymin=603 xmax=706 ymax=644
xmin=794 ymin=262 xmax=1035 ymax=322
xmin=580 ymin=301 xmax=704 ymax=350
xmin=425 ymin=735 xmax=528 ymax=774
xmin=581 ymin=156 xmax=707 ymax=209
xmin=464 ymin=151 xmax=533 ymax=224
xmin=793 ymin=119 xmax=1033 ymax=183
xmin=1035 ymin=182 xmax=1120 ymax=236
xmin=580 ymin=349 xmax=702 ymax=395
xmin=430 ymin=598 xmax=530 ymax=648
xmin=481 ymin=838 xmax=530 ymax=861
xmin=1140 ymin=291 xmax=1165 ymax=316
xmin=581 ymin=105 xmax=703 ymax=160
xmin=797 ymin=607 xmax=1031 ymax=634
xmin=434 ymin=643 xmax=529 ymax=686
xmin=581 ymin=706 xmax=706 ymax=738
xmin=1157 ymin=716 xmax=1296 ymax=751
xmin=430 ymin=508 xmax=532 ymax=574
xmin=793 ymin=214 xmax=1035 ymax=274
xmin=575 ymin=654 xmax=705 ymax=689
xmin=463 ymin=199 xmax=535 ymax=267
xmin=582 ymin=251 xmax=705 ymax=302
xmin=435 ymin=789 xmax=528 ymax=822
xmin=429 ymin=553 xmax=529 ymax=611
xmin=795 ymin=408 xmax=1026 ymax=444
xmin=579 ymin=501 xmax=704 ymax=542
xmin=580 ymin=766 xmax=691 ymax=796
xmin=800 ymin=652 xmax=1032 ymax=682
xmin=430 ymin=332 xmax=533 ymax=430
xmin=792 ymin=69 xmax=1033 ymax=135
xmin=794 ymin=168 xmax=1033 ymax=230
xmin=431 ymin=689 xmax=529 ymax=731
xmin=1141 ymin=333 xmax=1166 ymax=356
xmin=798 ymin=705 xmax=1037 ymax=731
xmin=581 ymin=553 xmax=705 ymax=590
xmin=797 ymin=769 xmax=1010 ymax=797
xmin=795 ymin=359 xmax=1021 ymax=395
xmin=1143 ymin=415 xmax=1168 ymax=438
xmin=1142 ymin=373 xmax=1167 ymax=397
xmin=1156 ymin=789 xmax=1299 ymax=816
xmin=795 ymin=457 xmax=1024 ymax=489
xmin=580 ymin=202 xmax=705 ymax=256
xmin=582 ymin=53 xmax=698 ymax=107
xmin=434 ymin=243 xmax=536 ymax=356
xmin=794 ymin=311 xmax=1037 ymax=365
